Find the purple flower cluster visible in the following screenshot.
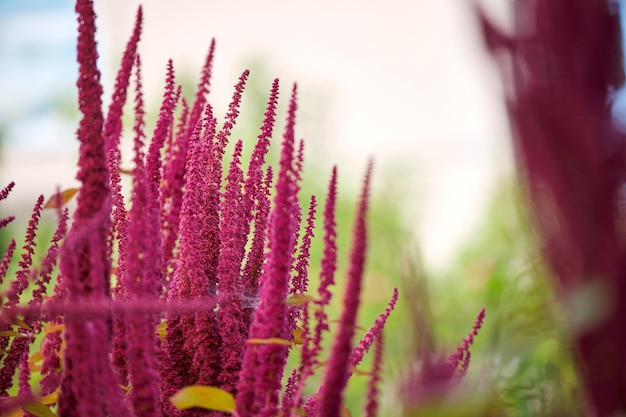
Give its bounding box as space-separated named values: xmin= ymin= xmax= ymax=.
xmin=0 ymin=1 xmax=399 ymax=416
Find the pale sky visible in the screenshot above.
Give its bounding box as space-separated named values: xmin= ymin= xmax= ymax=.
xmin=1 ymin=0 xmax=514 ymax=270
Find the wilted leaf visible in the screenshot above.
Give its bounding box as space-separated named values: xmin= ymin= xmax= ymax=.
xmin=38 ymin=391 xmax=58 ymax=406
xmin=156 ymin=320 xmax=167 ymax=341
xmin=246 ymin=338 xmax=293 ymax=346
xmin=292 ymin=326 xmax=305 ymax=345
xmin=170 ymin=385 xmax=235 ymax=413
xmin=43 ymin=188 xmax=79 ymax=209
xmin=0 ymin=331 xmax=24 ymax=338
xmin=13 ymin=318 xmax=32 ymax=331
xmin=22 ymin=401 xmax=56 ymax=417
xmin=285 ymin=294 xmax=314 ymax=306
xmin=43 ymin=324 xmax=65 ymax=334
xmin=29 ymin=351 xmax=43 ymax=372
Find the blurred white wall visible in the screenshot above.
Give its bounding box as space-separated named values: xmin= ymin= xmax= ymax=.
xmin=1 ymin=0 xmax=513 ymax=270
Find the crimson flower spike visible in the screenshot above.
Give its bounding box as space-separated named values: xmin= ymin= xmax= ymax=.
xmin=349 ymin=287 xmax=399 ymax=371
xmin=364 ymin=334 xmax=384 ymax=417
xmin=236 ymin=84 xmax=299 ymax=417
xmin=186 ymin=39 xmax=216 ymax=136
xmin=103 ymin=5 xmax=142 ymax=165
xmin=0 ymin=181 xmax=15 ymax=230
xmin=121 ymin=54 xmax=162 ymax=417
xmin=217 ymin=140 xmax=248 ymax=393
xmin=318 ymin=160 xmax=373 ymax=417
xmin=479 ymin=1 xmax=626 ymax=415
xmin=58 ymin=1 xmax=127 ymax=415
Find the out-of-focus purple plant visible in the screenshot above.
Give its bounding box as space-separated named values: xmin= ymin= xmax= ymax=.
xmin=479 ymin=0 xmax=626 ymax=415
xmin=0 ymin=1 xmax=399 ymax=416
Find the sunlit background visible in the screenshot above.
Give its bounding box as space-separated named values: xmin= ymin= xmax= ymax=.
xmin=0 ymin=0 xmax=513 ymax=271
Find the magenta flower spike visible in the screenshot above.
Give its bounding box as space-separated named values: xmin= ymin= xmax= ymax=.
xmin=448 ymin=307 xmax=485 ymax=378
xmin=0 ymin=239 xmax=16 ymax=285
xmin=243 ymin=78 xmax=279 ymax=225
xmin=236 ymin=84 xmax=299 ymax=417
xmin=0 ymin=181 xmax=14 ymax=201
xmin=318 ymin=161 xmax=373 ymax=417
xmin=217 ymin=140 xmax=248 ymax=393
xmin=349 ymin=287 xmax=398 ymax=370
xmin=480 ymin=1 xmax=626 ymax=414
xmin=185 ymin=39 xmax=216 ymax=136
xmin=0 ymin=196 xmax=44 ymax=385
xmin=160 ymin=94 xmax=191 ymax=281
xmin=364 ymin=334 xmax=384 ymax=417
xmin=57 ymin=1 xmax=129 ymax=415
xmin=146 ymin=59 xmax=177 ymax=206
xmin=161 ymin=47 xmax=218 ymax=286
xmin=162 ymin=117 xmax=211 ymax=398
xmin=290 ymin=196 xmax=317 ymax=302
xmin=241 ymin=165 xmax=273 ymax=331
xmin=103 ymin=5 xmax=142 ymax=166
xmin=117 ymin=54 xmax=162 ymax=417
xmin=0 ymin=182 xmax=16 ymax=230
xmin=307 ymin=168 xmax=338 ymax=362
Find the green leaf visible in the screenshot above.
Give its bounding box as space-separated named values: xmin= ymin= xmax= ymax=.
xmin=22 ymin=401 xmax=57 ymax=417
xmin=170 ymin=385 xmax=235 ymax=413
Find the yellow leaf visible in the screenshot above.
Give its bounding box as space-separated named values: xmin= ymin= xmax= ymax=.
xmin=246 ymin=338 xmax=293 ymax=346
xmin=285 ymin=294 xmax=314 ymax=306
xmin=43 ymin=188 xmax=79 ymax=209
xmin=156 ymin=321 xmax=167 ymax=341
xmin=170 ymin=385 xmax=235 ymax=413
xmin=292 ymin=326 xmax=305 ymax=345
xmin=0 ymin=331 xmax=24 ymax=338
xmin=22 ymin=401 xmax=56 ymax=417
xmin=38 ymin=391 xmax=58 ymax=406
xmin=43 ymin=324 xmax=65 ymax=334
xmin=29 ymin=351 xmax=43 ymax=372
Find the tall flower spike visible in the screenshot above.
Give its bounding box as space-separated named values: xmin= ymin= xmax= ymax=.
xmin=186 ymin=39 xmax=216 ymax=135
xmin=160 ymin=93 xmax=190 ymax=282
xmin=364 ymin=334 xmax=384 ymax=417
xmin=237 ymin=84 xmax=299 ymax=417
xmin=121 ymin=53 xmax=162 ymax=417
xmin=448 ymin=307 xmax=485 ymax=378
xmin=318 ymin=161 xmax=373 ymax=417
xmin=241 ymin=165 xmax=273 ymax=331
xmin=146 ymin=59 xmax=177 ymax=205
xmin=307 ymin=168 xmax=338 ymax=363
xmin=162 ymin=117 xmax=208 ymax=395
xmin=0 ymin=196 xmax=45 ymax=384
xmin=103 ymin=5 xmax=142 ymax=164
xmin=350 ymin=287 xmax=399 ymax=370
xmin=0 ymin=182 xmax=16 ymax=231
xmin=217 ymin=140 xmax=248 ymax=393
xmin=59 ymin=0 xmax=127 ymax=414
xmin=0 ymin=239 xmax=16 ymax=286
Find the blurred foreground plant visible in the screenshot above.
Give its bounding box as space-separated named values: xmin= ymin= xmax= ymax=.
xmin=480 ymin=0 xmax=626 ymax=415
